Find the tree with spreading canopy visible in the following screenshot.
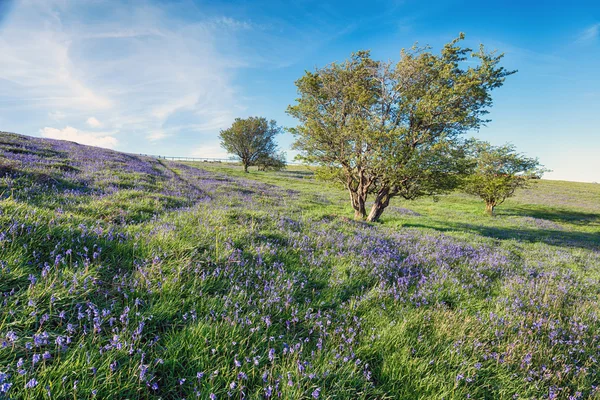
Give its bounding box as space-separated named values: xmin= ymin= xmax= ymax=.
xmin=219 ymin=117 xmax=281 ymax=173
xmin=287 ymin=34 xmax=515 ymax=222
xmin=463 ymin=140 xmax=546 ymax=216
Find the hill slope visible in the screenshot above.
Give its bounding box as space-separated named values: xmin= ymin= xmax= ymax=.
xmin=1 ymin=132 xmax=599 ymax=399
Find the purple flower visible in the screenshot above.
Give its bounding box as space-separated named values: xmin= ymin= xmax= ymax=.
xmin=6 ymin=331 xmax=18 ymax=342
xmin=264 ymin=386 xmax=273 ymax=398
xmin=0 ymin=382 xmax=12 ymax=393
xmin=312 ymin=388 xmax=321 ymax=398
xmin=25 ymin=379 xmax=38 ymax=389
xmin=139 ymin=364 xmax=148 ymax=380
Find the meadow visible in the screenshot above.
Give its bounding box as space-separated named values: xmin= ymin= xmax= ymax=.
xmin=1 ymin=131 xmax=600 ymax=399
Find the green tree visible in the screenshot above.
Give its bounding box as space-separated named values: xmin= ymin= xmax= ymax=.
xmin=463 ymin=140 xmax=546 ymax=216
xmin=257 ymin=152 xmax=287 ymax=171
xmin=219 ymin=117 xmax=281 ymax=173
xmin=288 ymin=34 xmax=515 ymax=221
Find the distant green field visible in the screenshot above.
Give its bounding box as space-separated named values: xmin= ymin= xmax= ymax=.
xmin=1 ymin=133 xmax=599 ymax=399
xmin=188 ymin=162 xmax=600 ymax=250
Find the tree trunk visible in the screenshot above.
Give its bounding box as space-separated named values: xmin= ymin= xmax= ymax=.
xmin=344 ymin=167 xmax=372 ymax=220
xmin=349 ymin=189 xmax=367 ymax=220
xmin=485 ymin=202 xmax=495 ymax=216
xmin=243 ymin=163 xmax=249 ymax=173
xmin=366 ymin=187 xmax=390 ymax=222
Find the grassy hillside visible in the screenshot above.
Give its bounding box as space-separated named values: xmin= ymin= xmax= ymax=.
xmin=190 ymin=162 xmax=600 ymax=250
xmin=1 ymin=132 xmax=599 ymax=399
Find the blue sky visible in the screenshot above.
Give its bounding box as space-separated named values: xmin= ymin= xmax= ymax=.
xmin=0 ymin=0 xmax=599 ymax=182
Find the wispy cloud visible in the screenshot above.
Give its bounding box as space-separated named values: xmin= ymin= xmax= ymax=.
xmin=576 ymin=23 xmax=599 ymax=44
xmin=146 ymin=130 xmax=169 ymax=142
xmin=48 ymin=111 xmax=66 ymax=122
xmin=212 ymin=16 xmax=255 ymax=31
xmin=0 ymin=0 xmax=248 ymax=149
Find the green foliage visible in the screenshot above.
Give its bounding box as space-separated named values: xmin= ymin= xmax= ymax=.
xmin=256 ymin=151 xmax=287 ymax=171
xmin=463 ymin=140 xmax=547 ymax=215
xmin=288 ymin=34 xmax=515 ymax=222
xmin=219 ymin=117 xmax=281 ymax=172
xmin=313 ymin=165 xmax=344 ymax=183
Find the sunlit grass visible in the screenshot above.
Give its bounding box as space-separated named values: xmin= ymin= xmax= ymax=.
xmin=1 ymin=133 xmax=599 ymax=399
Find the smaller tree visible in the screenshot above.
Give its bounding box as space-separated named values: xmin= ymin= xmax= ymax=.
xmin=257 ymin=152 xmax=286 ymax=171
xmin=219 ymin=117 xmax=281 ymax=172
xmin=463 ymin=140 xmax=547 ymax=216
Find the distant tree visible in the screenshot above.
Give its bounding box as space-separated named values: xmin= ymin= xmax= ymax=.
xmin=219 ymin=117 xmax=281 ymax=173
xmin=462 ymin=140 xmax=547 ymax=216
xmin=257 ymin=152 xmax=286 ymax=171
xmin=288 ymin=34 xmax=514 ymax=221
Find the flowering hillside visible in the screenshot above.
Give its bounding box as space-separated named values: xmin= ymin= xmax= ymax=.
xmin=1 ymin=132 xmax=599 ymax=399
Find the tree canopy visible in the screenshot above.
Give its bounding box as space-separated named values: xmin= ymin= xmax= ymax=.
xmin=463 ymin=140 xmax=547 ymax=216
xmin=220 ymin=117 xmax=281 ymax=173
xmin=257 ymin=152 xmax=287 ymax=171
xmin=287 ymin=34 xmax=515 ymax=221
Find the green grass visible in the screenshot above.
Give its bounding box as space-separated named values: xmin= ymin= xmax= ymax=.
xmin=188 ymin=162 xmax=600 ymax=248
xmin=2 ymin=136 xmax=600 ymax=399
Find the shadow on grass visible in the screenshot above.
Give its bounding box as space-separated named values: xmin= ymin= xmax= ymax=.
xmin=404 ymin=221 xmax=600 ymax=251
xmin=502 ymin=205 xmax=600 ymax=226
xmin=273 ymin=169 xmax=315 ymax=179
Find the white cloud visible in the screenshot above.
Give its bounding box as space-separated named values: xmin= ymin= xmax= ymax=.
xmin=40 ymin=126 xmax=118 ymax=149
xmin=0 ymin=23 xmax=113 ymax=111
xmin=86 ymin=117 xmax=101 ymax=128
xmin=151 ymin=94 xmax=199 ymax=120
xmin=48 ymin=111 xmax=66 ymax=121
xmin=212 ymin=17 xmax=254 ymax=31
xmin=0 ymin=0 xmax=246 ymax=150
xmin=576 ymin=23 xmax=600 ymax=43
xmin=147 ymin=130 xmax=169 ymax=142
